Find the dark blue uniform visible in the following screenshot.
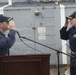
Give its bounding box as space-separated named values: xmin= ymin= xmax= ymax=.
xmin=60 ymin=26 xmax=76 ymax=75
xmin=0 ymin=30 xmax=16 ymax=56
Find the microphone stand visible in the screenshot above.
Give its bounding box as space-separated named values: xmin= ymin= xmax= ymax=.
xmin=17 ymin=32 xmax=74 ymax=75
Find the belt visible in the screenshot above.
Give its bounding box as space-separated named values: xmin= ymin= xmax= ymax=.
xmin=71 ymin=51 xmax=76 ymax=54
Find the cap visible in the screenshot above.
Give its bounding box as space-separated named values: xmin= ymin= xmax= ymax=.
xmin=0 ymin=14 xmax=13 ymax=22
xmin=66 ymin=11 xmax=76 ymax=20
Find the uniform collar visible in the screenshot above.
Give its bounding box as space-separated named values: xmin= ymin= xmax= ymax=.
xmin=0 ymin=31 xmax=5 ymax=36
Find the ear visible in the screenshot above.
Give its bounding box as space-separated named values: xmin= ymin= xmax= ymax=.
xmin=0 ymin=23 xmax=3 ymax=28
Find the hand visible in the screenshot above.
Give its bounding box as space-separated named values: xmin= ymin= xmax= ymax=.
xmin=64 ymin=18 xmax=69 ymax=27
xmin=8 ymin=20 xmax=16 ymax=30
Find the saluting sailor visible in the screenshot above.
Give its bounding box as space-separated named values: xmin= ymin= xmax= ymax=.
xmin=60 ymin=11 xmax=76 ymax=75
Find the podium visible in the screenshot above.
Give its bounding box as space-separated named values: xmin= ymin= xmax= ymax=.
xmin=0 ymin=54 xmax=50 ymax=75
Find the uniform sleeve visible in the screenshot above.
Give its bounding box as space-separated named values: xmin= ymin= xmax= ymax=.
xmin=60 ymin=26 xmax=69 ymax=40
xmin=6 ymin=30 xmax=16 ymax=48
xmin=0 ymin=30 xmax=16 ymax=48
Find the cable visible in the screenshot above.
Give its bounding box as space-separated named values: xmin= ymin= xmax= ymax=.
xmin=20 ymin=38 xmax=44 ymax=54
xmin=16 ymin=31 xmax=44 ymax=54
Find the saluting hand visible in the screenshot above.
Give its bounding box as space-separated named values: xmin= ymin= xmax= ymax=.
xmin=8 ymin=20 xmax=16 ymax=30
xmin=64 ymin=18 xmax=69 ymax=27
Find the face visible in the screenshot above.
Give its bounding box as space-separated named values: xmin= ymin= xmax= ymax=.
xmin=70 ymin=18 xmax=76 ymax=27
xmin=0 ymin=22 xmax=9 ymax=32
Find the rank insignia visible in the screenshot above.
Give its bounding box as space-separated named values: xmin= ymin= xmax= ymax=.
xmin=73 ymin=34 xmax=76 ymax=38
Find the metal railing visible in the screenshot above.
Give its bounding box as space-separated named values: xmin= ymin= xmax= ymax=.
xmin=40 ymin=0 xmax=75 ymax=3
xmin=0 ymin=0 xmax=75 ymax=3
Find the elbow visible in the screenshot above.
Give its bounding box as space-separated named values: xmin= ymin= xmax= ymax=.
xmin=7 ymin=41 xmax=15 ymax=48
xmin=60 ymin=36 xmax=68 ymax=40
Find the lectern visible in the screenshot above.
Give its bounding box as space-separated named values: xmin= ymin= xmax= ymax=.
xmin=0 ymin=54 xmax=50 ymax=75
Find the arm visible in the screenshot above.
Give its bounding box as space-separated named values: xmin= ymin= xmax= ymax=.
xmin=60 ymin=27 xmax=69 ymax=40
xmin=0 ymin=30 xmax=16 ymax=48
xmin=6 ymin=30 xmax=16 ymax=48
xmin=5 ymin=20 xmax=16 ymax=48
xmin=60 ymin=18 xmax=69 ymax=40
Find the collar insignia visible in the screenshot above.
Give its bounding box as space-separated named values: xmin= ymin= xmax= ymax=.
xmin=73 ymin=34 xmax=76 ymax=38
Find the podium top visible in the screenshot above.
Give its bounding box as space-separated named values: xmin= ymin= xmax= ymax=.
xmin=0 ymin=53 xmax=51 ymax=57
xmin=0 ymin=54 xmax=51 ymax=61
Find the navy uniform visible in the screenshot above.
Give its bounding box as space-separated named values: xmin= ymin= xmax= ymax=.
xmin=60 ymin=12 xmax=76 ymax=75
xmin=0 ymin=30 xmax=16 ymax=56
xmin=0 ymin=15 xmax=16 ymax=56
